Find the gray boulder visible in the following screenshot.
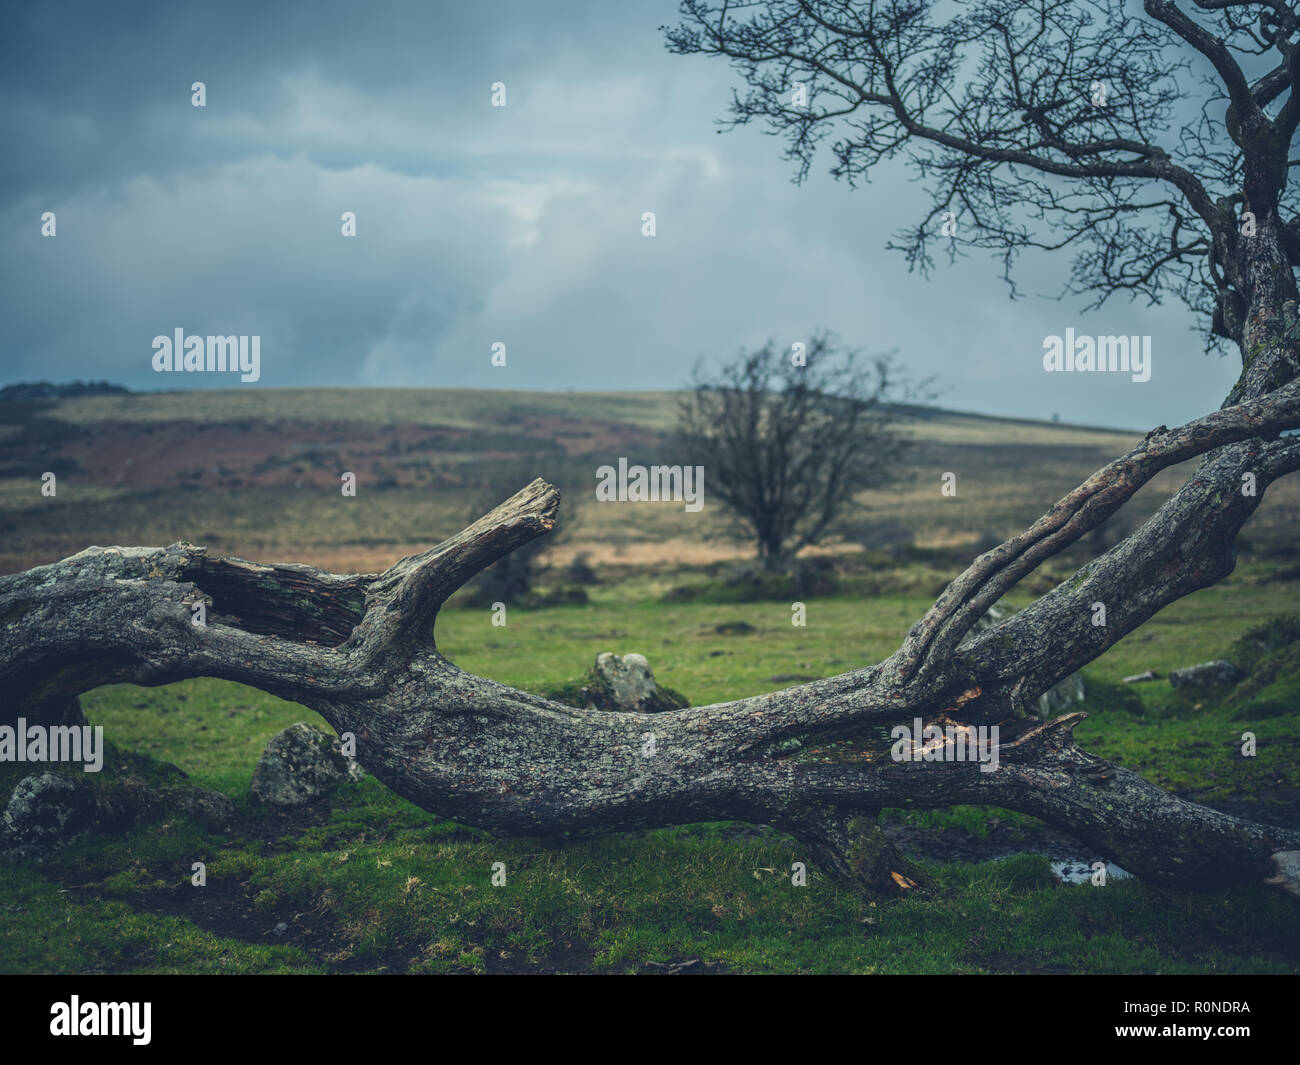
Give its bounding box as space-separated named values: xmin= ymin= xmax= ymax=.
xmin=544 ymin=653 xmax=689 ymax=713
xmin=0 ymin=770 xmax=237 ymax=860
xmin=590 ymin=653 xmax=690 ymax=713
xmin=167 ymin=786 xmax=236 ymax=832
xmin=963 ymin=602 xmax=1086 ymax=715
xmin=250 ymin=723 xmax=363 ymax=807
xmin=1169 ymin=659 xmax=1240 ymax=689
xmin=594 ymin=653 xmax=658 ymax=712
xmin=2 ymin=772 xmax=98 ymax=855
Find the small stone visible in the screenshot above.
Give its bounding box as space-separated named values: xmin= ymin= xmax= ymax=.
xmin=168 ymin=786 xmax=236 ymax=831
xmin=1 ymin=773 xmax=99 ymax=856
xmin=1168 ymin=659 xmax=1240 ymax=689
xmin=591 ymin=652 xmax=688 ymax=712
xmin=551 ymin=653 xmax=690 ymax=713
xmin=250 ymin=723 xmax=363 ymax=808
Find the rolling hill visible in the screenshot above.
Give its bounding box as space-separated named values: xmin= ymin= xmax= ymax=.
xmin=1 ymin=388 xmax=1295 ymax=576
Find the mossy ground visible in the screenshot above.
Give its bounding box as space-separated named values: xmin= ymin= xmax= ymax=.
xmin=2 ymin=560 xmax=1299 ymax=973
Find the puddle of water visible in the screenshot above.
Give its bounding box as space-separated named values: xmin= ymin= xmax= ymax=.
xmin=1050 ymin=858 xmax=1134 ymax=885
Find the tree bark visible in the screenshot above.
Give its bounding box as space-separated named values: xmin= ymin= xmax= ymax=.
xmin=4 ymin=384 xmax=1300 ymax=898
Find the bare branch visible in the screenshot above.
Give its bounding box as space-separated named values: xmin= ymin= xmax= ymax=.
xmin=891 ymin=381 xmax=1300 ymax=687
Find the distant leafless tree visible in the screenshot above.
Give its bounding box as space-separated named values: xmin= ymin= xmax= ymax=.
xmin=677 ymin=331 xmax=923 ymax=570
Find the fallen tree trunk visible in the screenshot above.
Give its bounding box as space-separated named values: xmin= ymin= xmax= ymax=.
xmin=3 ymin=387 xmax=1300 ymax=898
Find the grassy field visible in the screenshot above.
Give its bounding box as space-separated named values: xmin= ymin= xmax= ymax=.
xmin=2 ymin=558 xmax=1298 ymax=974
xmin=4 ymin=388 xmax=1298 ymax=576
xmin=2 ymin=387 xmax=1298 ymax=974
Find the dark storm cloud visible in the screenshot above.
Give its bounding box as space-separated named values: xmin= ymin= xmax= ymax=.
xmin=0 ymin=0 xmax=1242 ymax=428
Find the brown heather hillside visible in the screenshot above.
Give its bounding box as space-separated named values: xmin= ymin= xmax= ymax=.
xmin=1 ymin=388 xmax=1296 ymax=576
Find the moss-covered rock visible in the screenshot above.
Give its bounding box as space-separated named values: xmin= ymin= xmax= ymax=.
xmin=0 ymin=739 xmax=236 ymax=860
xmin=1228 ymin=619 xmax=1300 ymax=720
xmin=1229 ymin=614 xmax=1300 ymax=674
xmin=539 ymin=653 xmax=689 ymax=713
xmin=250 ymin=722 xmax=363 ymax=807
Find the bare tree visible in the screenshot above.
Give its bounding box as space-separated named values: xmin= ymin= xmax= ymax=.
xmin=663 ymin=0 xmax=1300 ymax=386
xmin=677 ymin=332 xmax=913 ymax=571
xmin=5 ymin=1 xmax=1300 ymax=898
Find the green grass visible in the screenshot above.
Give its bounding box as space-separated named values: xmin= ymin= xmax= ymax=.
xmin=0 ymin=862 xmax=321 ymax=974
xmin=6 ymin=805 xmax=1296 ymax=973
xmin=3 ymin=562 xmax=1299 ymax=974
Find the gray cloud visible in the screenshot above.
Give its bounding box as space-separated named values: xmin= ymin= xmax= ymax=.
xmin=0 ymin=0 xmax=1243 ymax=429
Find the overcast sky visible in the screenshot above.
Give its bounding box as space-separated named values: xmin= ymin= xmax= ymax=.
xmin=0 ymin=0 xmax=1248 ymax=430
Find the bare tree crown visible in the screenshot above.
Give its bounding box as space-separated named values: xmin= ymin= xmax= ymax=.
xmin=664 ymin=0 xmax=1300 ymax=363
xmin=677 ymin=332 xmax=915 ymax=568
